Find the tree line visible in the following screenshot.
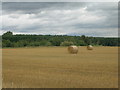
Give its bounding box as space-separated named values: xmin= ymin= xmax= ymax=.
xmin=1 ymin=31 xmax=119 ymax=48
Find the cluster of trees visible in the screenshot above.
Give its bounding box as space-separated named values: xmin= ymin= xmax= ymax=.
xmin=1 ymin=31 xmax=119 ymax=48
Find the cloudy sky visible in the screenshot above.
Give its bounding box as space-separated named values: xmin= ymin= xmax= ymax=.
xmin=1 ymin=2 xmax=118 ymax=37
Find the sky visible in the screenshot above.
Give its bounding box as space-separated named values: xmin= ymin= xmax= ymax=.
xmin=1 ymin=2 xmax=118 ymax=37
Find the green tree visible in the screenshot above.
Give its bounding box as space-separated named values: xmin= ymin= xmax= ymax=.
xmin=77 ymin=40 xmax=86 ymax=46
xmin=2 ymin=31 xmax=119 ymax=47
xmin=39 ymin=40 xmax=51 ymax=46
xmin=2 ymin=40 xmax=12 ymax=47
xmin=60 ymin=41 xmax=74 ymax=46
xmin=3 ymin=31 xmax=13 ymax=36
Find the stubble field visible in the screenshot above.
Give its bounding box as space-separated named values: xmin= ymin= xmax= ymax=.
xmin=2 ymin=46 xmax=118 ymax=88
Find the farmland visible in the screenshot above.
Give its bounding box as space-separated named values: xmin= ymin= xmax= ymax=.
xmin=2 ymin=46 xmax=118 ymax=88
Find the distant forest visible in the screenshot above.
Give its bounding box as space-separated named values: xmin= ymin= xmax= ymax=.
xmin=1 ymin=31 xmax=120 ymax=48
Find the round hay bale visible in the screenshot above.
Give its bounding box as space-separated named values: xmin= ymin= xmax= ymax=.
xmin=68 ymin=45 xmax=78 ymax=54
xmin=87 ymin=45 xmax=93 ymax=50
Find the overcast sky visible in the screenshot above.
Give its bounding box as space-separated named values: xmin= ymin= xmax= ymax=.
xmin=1 ymin=2 xmax=118 ymax=37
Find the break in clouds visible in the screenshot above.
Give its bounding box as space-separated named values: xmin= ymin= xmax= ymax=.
xmin=1 ymin=2 xmax=118 ymax=37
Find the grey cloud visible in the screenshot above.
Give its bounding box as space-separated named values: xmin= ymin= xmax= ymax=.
xmin=86 ymin=2 xmax=118 ymax=11
xmin=2 ymin=2 xmax=86 ymax=14
xmin=1 ymin=2 xmax=118 ymax=37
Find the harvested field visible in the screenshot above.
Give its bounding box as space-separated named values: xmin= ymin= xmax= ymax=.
xmin=2 ymin=46 xmax=118 ymax=88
